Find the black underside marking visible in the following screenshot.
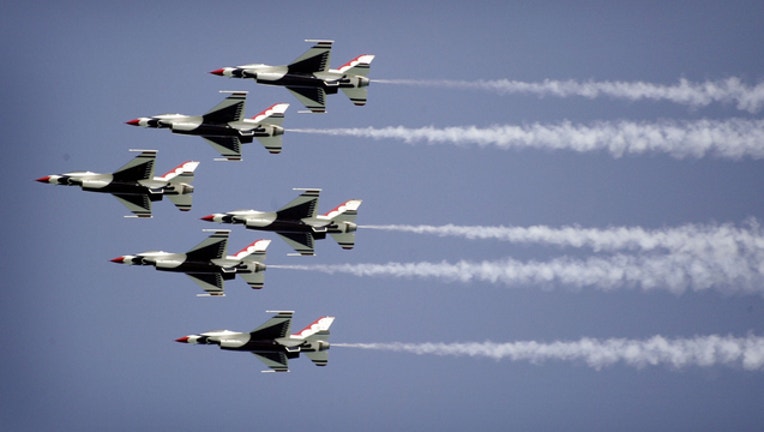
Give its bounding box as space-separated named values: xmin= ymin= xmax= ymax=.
xmin=276 ymin=199 xmax=317 ymax=220
xmin=113 ymin=159 xmax=154 ymax=182
xmin=187 ymin=272 xmax=224 ymax=291
xmin=287 ymin=86 xmax=325 ymax=105
xmin=203 ymin=100 xmax=244 ymax=124
xmin=186 ymin=239 xmax=226 ymax=262
xmin=249 ymin=320 xmax=291 ymax=340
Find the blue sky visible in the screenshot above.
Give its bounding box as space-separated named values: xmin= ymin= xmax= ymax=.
xmin=3 ymin=1 xmax=764 ymax=430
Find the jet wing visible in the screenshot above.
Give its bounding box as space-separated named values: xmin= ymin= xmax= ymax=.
xmin=251 ymin=352 xmax=289 ymax=373
xmin=277 ymin=189 xmax=320 ymax=219
xmin=277 ymin=232 xmax=315 ymax=256
xmin=286 ymin=87 xmax=326 ymax=113
xmin=112 ymin=150 xmax=156 ymax=183
xmin=202 ymin=91 xmax=247 ymax=124
xmin=186 ymin=230 xmax=229 ymax=262
xmin=185 ymin=272 xmax=225 ymax=297
xmin=249 ymin=311 xmax=293 ymax=338
xmin=288 ymin=39 xmax=333 ymax=74
xmin=202 ymin=136 xmax=242 ymax=161
xmin=113 ymin=193 xmax=152 ymax=218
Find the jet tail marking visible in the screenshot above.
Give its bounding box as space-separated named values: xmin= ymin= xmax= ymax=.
xmin=251 ymin=103 xmax=289 ymax=126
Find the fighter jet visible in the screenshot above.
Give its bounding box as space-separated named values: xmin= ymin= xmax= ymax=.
xmin=36 ymin=149 xmax=198 ymax=218
xmin=175 ymin=310 xmax=334 ymax=373
xmin=110 ymin=230 xmax=270 ymax=296
xmin=201 ymin=188 xmax=362 ymax=256
xmin=125 ymin=91 xmax=288 ymax=161
xmin=210 ymin=39 xmax=374 ymax=113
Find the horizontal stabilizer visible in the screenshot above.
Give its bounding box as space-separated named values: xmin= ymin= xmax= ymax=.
xmin=341 ymin=87 xmax=369 ymax=106
xmin=305 ymin=350 xmax=329 ymax=367
xmin=256 ymin=135 xmax=283 ymax=154
xmin=168 ymin=194 xmax=193 ymax=212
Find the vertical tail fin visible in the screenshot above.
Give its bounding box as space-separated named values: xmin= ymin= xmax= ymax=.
xmin=326 ymin=199 xmax=362 ymax=250
xmin=251 ymin=103 xmax=289 ymax=126
xmin=159 ymin=160 xmax=200 ymax=182
xmin=293 ymin=316 xmax=335 ymax=339
xmin=162 ymin=161 xmax=199 ymax=212
xmin=231 ymin=239 xmax=271 ymax=262
xmin=231 ymin=239 xmax=270 ymax=289
xmin=295 ymin=316 xmax=334 ymax=367
xmin=339 ymin=54 xmax=374 ymax=107
xmin=338 ymin=54 xmax=375 ymax=76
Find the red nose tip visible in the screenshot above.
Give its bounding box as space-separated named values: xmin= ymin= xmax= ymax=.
xmin=175 ymin=336 xmax=189 ymax=343
xmin=210 ymin=68 xmax=225 ymax=76
xmin=125 ymin=119 xmax=140 ymax=126
xmin=200 ymin=215 xmax=215 ymax=222
xmin=36 ymin=176 xmax=51 ymax=183
xmin=110 ymin=256 xmax=125 ymax=263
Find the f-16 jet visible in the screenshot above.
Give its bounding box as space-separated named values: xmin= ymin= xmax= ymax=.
xmin=201 ymin=188 xmax=362 ymax=256
xmin=175 ymin=310 xmax=334 ymax=372
xmin=36 ymin=149 xmax=198 ymax=218
xmin=110 ymin=230 xmax=270 ymax=296
xmin=125 ymin=91 xmax=288 ymax=161
xmin=210 ymin=39 xmax=374 ymax=113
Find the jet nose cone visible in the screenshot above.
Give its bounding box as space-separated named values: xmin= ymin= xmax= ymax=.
xmin=200 ymin=214 xmax=215 ymax=222
xmin=175 ymin=336 xmax=190 ymax=343
xmin=36 ymin=176 xmax=51 ymax=183
xmin=125 ymin=118 xmax=141 ymax=126
xmin=110 ymin=256 xmax=125 ymax=264
xmin=210 ymin=68 xmax=225 ymax=76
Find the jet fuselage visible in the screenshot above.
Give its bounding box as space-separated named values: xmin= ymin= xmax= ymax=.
xmin=180 ymin=332 xmax=328 ymax=354
xmin=38 ymin=173 xmax=183 ymax=201
xmin=216 ymin=64 xmax=370 ymax=93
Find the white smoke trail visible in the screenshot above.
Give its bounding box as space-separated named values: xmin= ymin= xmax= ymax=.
xmin=271 ymin=251 xmax=764 ymax=295
xmin=289 ymin=118 xmax=764 ymax=159
xmin=374 ymin=77 xmax=764 ymax=113
xmin=361 ymin=220 xmax=764 ymax=255
xmin=334 ymin=334 xmax=764 ymax=370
